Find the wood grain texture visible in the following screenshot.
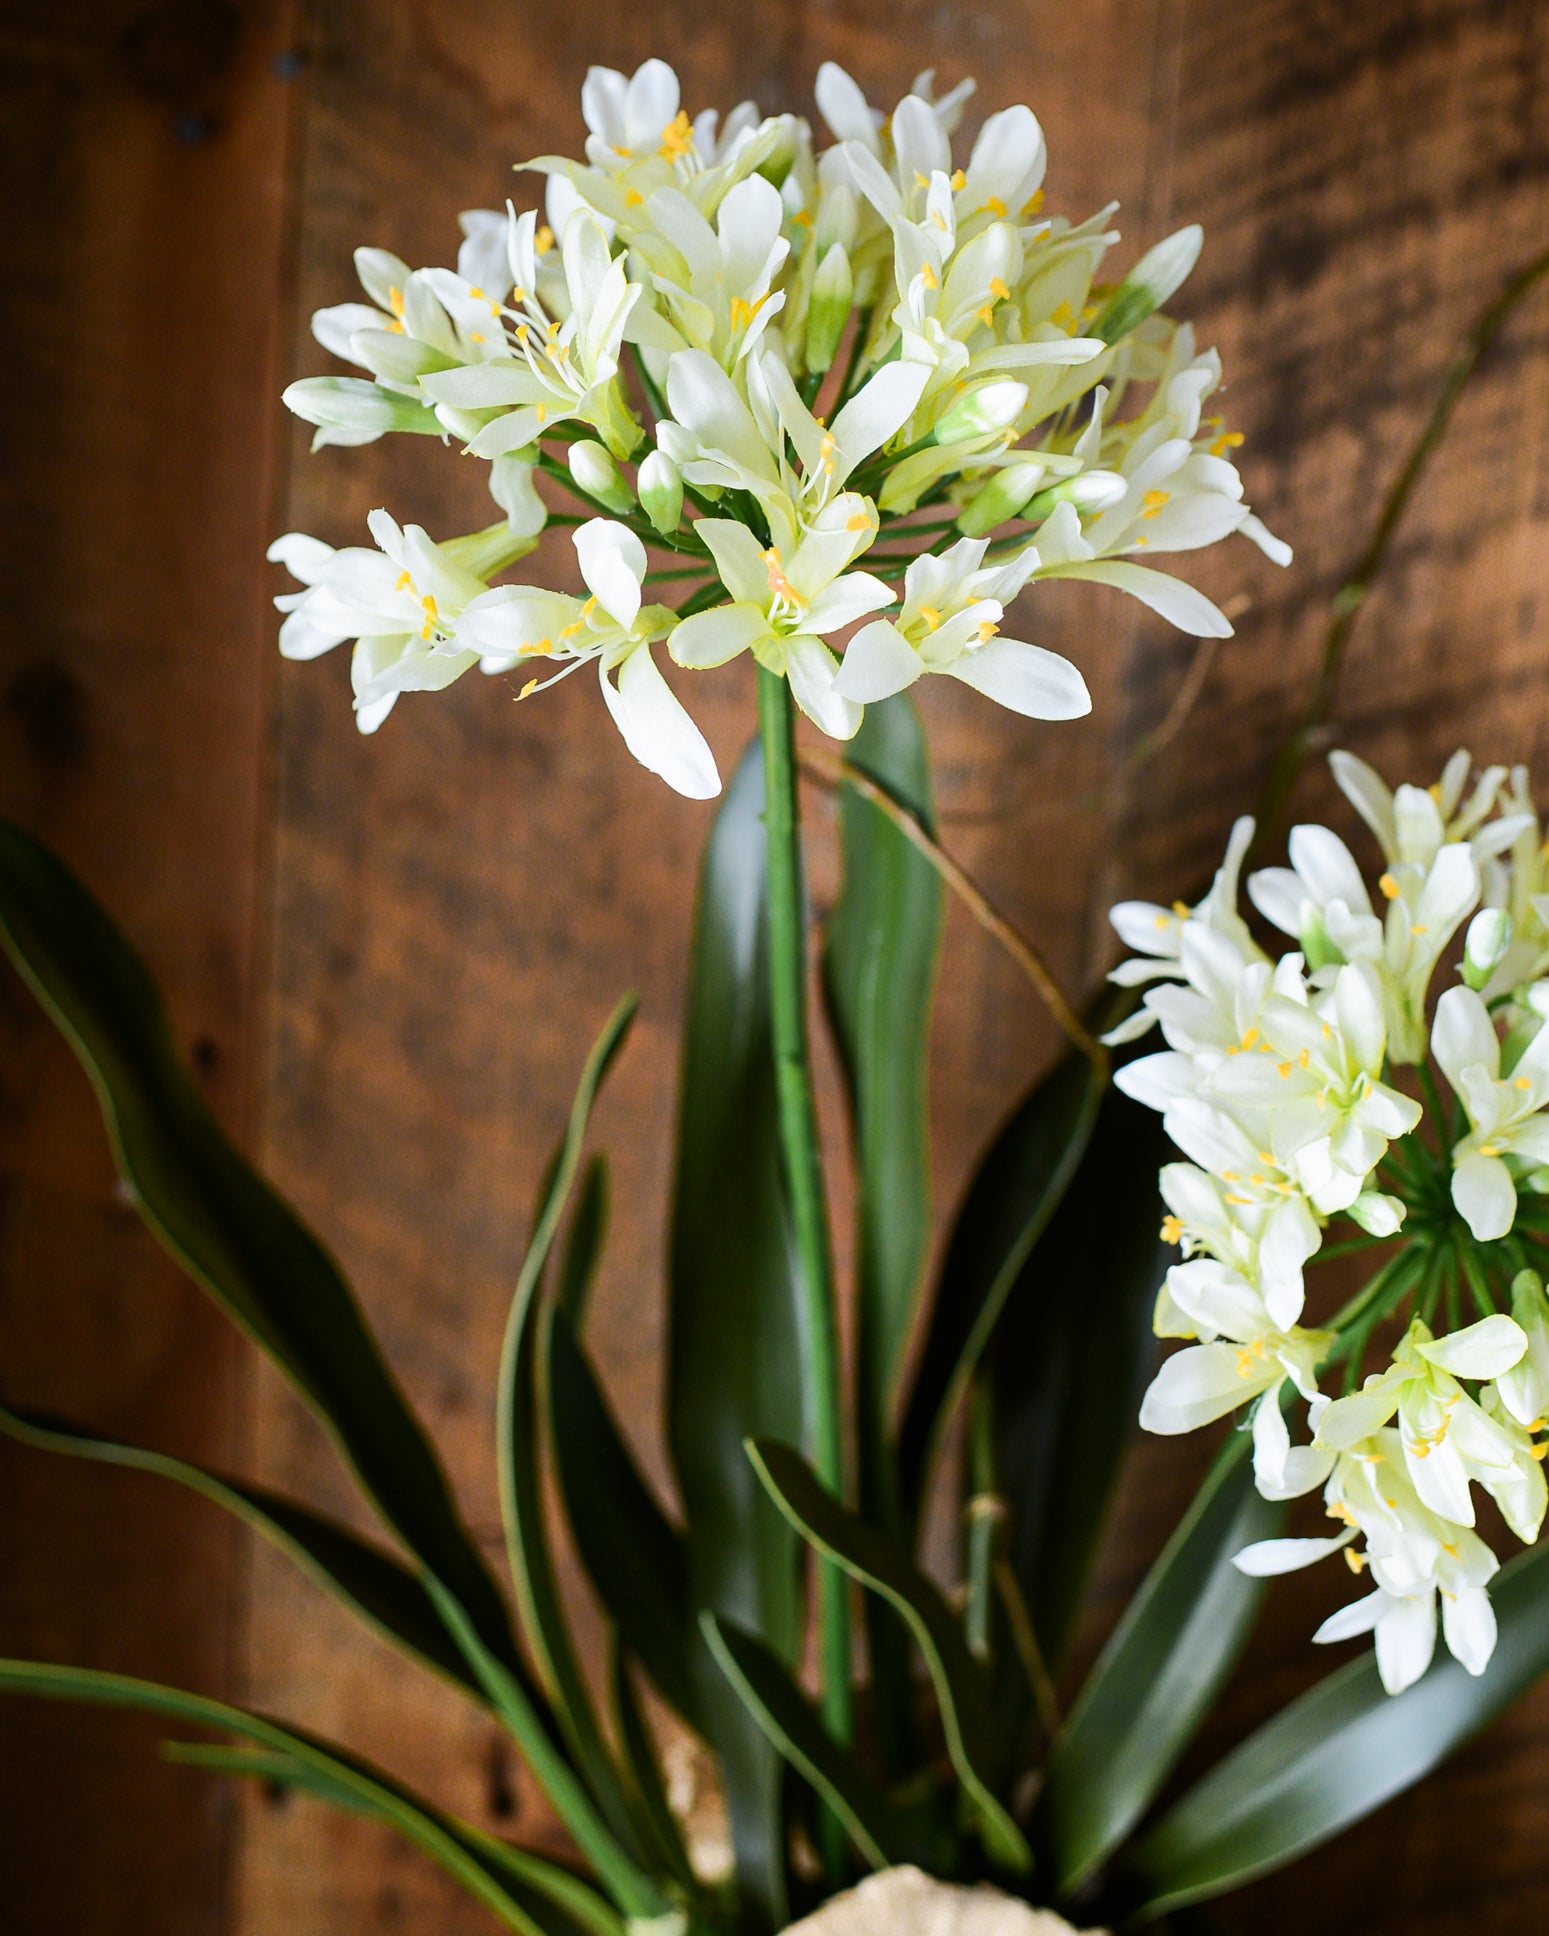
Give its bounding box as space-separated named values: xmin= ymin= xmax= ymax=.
xmin=0 ymin=0 xmax=300 ymax=1930
xmin=3 ymin=0 xmax=1548 ymax=1930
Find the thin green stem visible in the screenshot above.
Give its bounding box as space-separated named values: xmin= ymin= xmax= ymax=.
xmin=1459 ymin=1242 xmax=1500 ymax=1318
xmin=1249 ymin=244 xmax=1549 ymax=858
xmin=755 ymin=671 xmax=853 ymax=1863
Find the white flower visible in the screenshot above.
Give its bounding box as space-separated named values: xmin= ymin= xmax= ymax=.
xmin=460 ymin=520 xmax=719 ymax=798
xmin=1432 ymin=983 xmax=1549 ymax=1239
xmin=625 ymin=173 xmax=791 ymax=369
xmin=1140 ymin=1255 xmax=1328 ymax=1437
xmin=668 ymin=499 xmax=893 ymax=738
xmin=833 ymin=535 xmax=1089 ymax=719
xmin=782 ymin=1865 xmax=1085 ymax=1936
xmin=268 ymin=513 xmax=491 ymax=732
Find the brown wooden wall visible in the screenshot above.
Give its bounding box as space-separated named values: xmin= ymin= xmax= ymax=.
xmin=2 ymin=1 xmax=1547 ymax=1930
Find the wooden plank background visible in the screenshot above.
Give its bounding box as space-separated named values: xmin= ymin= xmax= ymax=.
xmin=1 ymin=1 xmax=1546 ymax=1930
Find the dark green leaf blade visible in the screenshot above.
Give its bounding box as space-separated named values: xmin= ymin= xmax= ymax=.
xmin=898 ymin=1049 xmax=1104 ymax=1522
xmin=702 ymin=1612 xmax=943 ymax=1875
xmin=1038 ymin=1437 xmax=1282 ymax=1897
xmin=990 ymin=1079 xmax=1171 ymax=1671
xmin=0 ymin=821 xmax=521 ymax=1680
xmin=821 ymin=693 xmax=942 ymax=1524
xmin=0 ymin=1403 xmax=477 ymax=1696
xmin=747 ymin=1438 xmax=1031 ymax=1875
xmin=0 ymin=1658 xmax=621 ymax=1936
xmin=547 ymin=1303 xmax=697 ymax=1725
xmin=1117 ymin=1537 xmax=1549 ymax=1921
xmin=669 ymin=740 xmax=807 ymax=1932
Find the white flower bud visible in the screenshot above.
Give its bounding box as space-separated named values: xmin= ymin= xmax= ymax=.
xmin=1347 ymin=1190 xmax=1406 ymax=1238
xmin=569 ymin=439 xmax=634 ymax=515
xmin=932 ymin=379 xmax=1029 ymax=444
xmin=815 ymin=182 xmax=859 ymax=254
xmin=1299 ymin=905 xmax=1344 ymax=972
xmin=638 ymin=450 xmax=684 ymax=536
xmin=954 ymin=461 xmax=1046 ymax=537
xmin=282 ymin=376 xmax=441 ymax=442
xmin=805 ymin=244 xmax=854 ymax=375
xmin=1463 ymin=907 xmax=1514 ymax=990
xmin=1094 ymin=223 xmax=1204 ymax=342
xmin=1023 ymin=470 xmax=1128 ymax=521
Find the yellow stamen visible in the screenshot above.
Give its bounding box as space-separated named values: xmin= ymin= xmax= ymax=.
xmin=1141 ymin=489 xmax=1171 ymax=519
xmin=518 ymin=638 xmax=555 ymax=658
xmin=394 ymin=570 xmax=413 ymax=592
xmin=951 ymin=167 xmax=967 ymax=189
xmin=658 ymin=109 xmax=693 ymax=162
xmin=1021 ymin=189 xmax=1044 ymax=216
xmin=763 ymin=546 xmax=796 ymax=602
xmin=918 ymin=604 xmax=943 ymax=632
xmin=1160 ymin=1215 xmax=1184 ymax=1245
xmin=1209 ymin=430 xmax=1244 ymax=457
xmin=977 ymin=619 xmax=998 ymax=643
xmin=845 ymin=511 xmax=873 ymax=532
xmin=389 ymin=286 xmax=405 ymax=317
xmin=1277 ymin=1060 xmax=1293 ymax=1078
xmin=624 ymin=188 xmax=644 ymax=207
xmin=518 ymin=678 xmax=538 ymax=699
xmin=1344 ymin=1548 xmax=1367 ymax=1574
xmin=989 ymin=276 xmax=1011 ymax=301
xmin=385 ymin=319 xmax=404 ymax=334
xmin=920 ymin=261 xmax=939 ymax=290
xmin=1379 ymin=872 xmax=1401 ymax=900
xmin=535 ymin=225 xmax=554 ymax=254
xmin=469 ymin=331 xmax=485 ymax=343
xmin=983 ymin=194 xmax=1007 ymax=218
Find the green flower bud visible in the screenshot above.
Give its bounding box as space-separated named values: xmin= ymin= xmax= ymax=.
xmin=1348 ymin=1190 xmax=1406 ymax=1238
xmin=1463 ymin=907 xmax=1514 ymax=990
xmin=805 ymin=244 xmax=854 ymax=375
xmin=932 ymin=379 xmax=1028 ymax=444
xmin=1092 ymin=223 xmax=1204 ymax=342
xmin=638 ymin=450 xmax=684 ymax=536
xmin=955 ymin=461 xmax=1047 ymax=537
xmin=282 ymin=376 xmax=442 ymax=445
xmin=1022 ymin=469 xmax=1127 ymax=521
xmin=569 ymin=439 xmax=634 ymax=515
xmin=1299 ymin=906 xmax=1345 ymax=972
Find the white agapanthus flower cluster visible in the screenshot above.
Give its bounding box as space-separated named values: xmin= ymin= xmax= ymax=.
xmin=270 ymin=58 xmax=1288 ymax=795
xmin=1108 ymin=748 xmax=1549 ymax=1694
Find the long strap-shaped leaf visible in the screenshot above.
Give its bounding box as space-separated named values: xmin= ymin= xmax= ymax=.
xmin=0 ymin=1403 xmax=478 ymax=1696
xmin=748 ymin=1439 xmax=1032 ymax=1875
xmin=0 ymin=1659 xmax=622 ymax=1936
xmin=702 ymin=1612 xmax=944 ymax=1876
xmin=495 ymin=995 xmax=668 ymax=1910
xmin=0 ymin=822 xmax=522 ymax=1682
xmin=1116 ymin=1535 xmax=1549 ymax=1922
xmin=669 ymin=741 xmax=807 ymax=1934
xmin=1037 ymin=1436 xmax=1282 ymax=1898
xmin=897 ymin=1048 xmax=1104 ymax=1525
xmin=547 ymin=1302 xmax=698 ymax=1727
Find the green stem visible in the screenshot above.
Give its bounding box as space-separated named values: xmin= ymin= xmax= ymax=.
xmin=754 ymin=671 xmax=854 ymax=1843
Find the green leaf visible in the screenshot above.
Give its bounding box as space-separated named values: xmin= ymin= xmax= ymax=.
xmin=1037 ymin=1436 xmax=1282 ymax=1898
xmin=0 ymin=821 xmax=522 ymax=1683
xmin=557 ymin=1155 xmax=609 ymax=1326
xmin=496 ymin=996 xmax=666 ymax=1906
xmin=0 ymin=1658 xmax=622 ymax=1936
xmin=747 ymin=1439 xmax=1032 ymax=1875
xmin=821 ymin=693 xmax=942 ymax=1522
xmin=1116 ymin=1535 xmax=1549 ymax=1921
xmin=547 ymin=1303 xmax=697 ymax=1726
xmin=702 ymin=1612 xmax=943 ymax=1875
xmin=609 ymin=1647 xmax=698 ymax=1893
xmin=0 ymin=1403 xmax=476 ymax=1697
xmin=821 ymin=698 xmax=943 ymax=1777
xmin=989 ymin=1079 xmax=1171 ymax=1671
xmin=897 ymin=1048 xmax=1104 ymax=1523
xmin=669 ymin=740 xmax=807 ymax=1933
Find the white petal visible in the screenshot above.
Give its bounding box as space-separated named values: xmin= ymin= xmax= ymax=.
xmin=949 ymin=636 xmax=1090 ymax=719
xmin=1038 ymin=559 xmax=1233 ymax=637
xmin=1313 ymin=1591 xmax=1385 ymax=1642
xmin=571 ymin=521 xmax=646 ymax=630
xmin=1235 ymin=1531 xmax=1354 ymax=1577
xmin=829 ymin=361 xmax=932 ymax=477
xmin=598 ymin=648 xmax=720 ymax=799
xmin=1442 ymin=1584 xmax=1498 ymax=1676
xmin=1417 ymin=1314 xmax=1528 ymax=1379
xmin=782 ymin=634 xmax=862 ymax=740
xmin=1374 ymin=1592 xmax=1437 ymax=1694
xmin=668 ymin=603 xmax=771 ymax=669
xmin=1140 ymin=1342 xmax=1275 ymax=1435
xmin=1453 ymin=1150 xmax=1517 ymax=1243
xmin=1432 ymin=985 xmax=1500 ymax=1094
xmin=267 ymin=532 xmax=336 ymax=586
xmin=801 ymin=572 xmax=895 ymax=635
xmin=695 ymin=518 xmax=773 ymax=607
xmin=833 ymin=621 xmax=921 ymax=702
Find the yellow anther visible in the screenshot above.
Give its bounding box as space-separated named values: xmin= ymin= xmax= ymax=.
xmin=1533 ymin=1442 xmax=1549 ymax=1462
xmin=389 ymin=285 xmax=405 ymax=317
xmin=1410 ymin=923 xmax=1428 ymax=936
xmin=1277 ymin=1060 xmax=1293 ymax=1078
xmin=1051 ymin=300 xmax=1074 ymax=328
xmin=920 ymin=261 xmax=939 ymax=290
xmin=1221 ymin=1171 xmax=1240 ymax=1182
xmin=989 ymin=276 xmax=1011 ymax=301
xmin=1328 ymin=1502 xmax=1355 ymax=1525
xmin=559 ymin=619 xmax=585 ymax=640
xmin=1378 ymin=872 xmax=1401 ymax=900
xmin=469 ymin=331 xmax=485 ymax=343
xmin=977 ymin=304 xmax=996 ymax=328
xmin=467 ymin=285 xmax=484 ymax=300
xmin=1518 ymin=1076 xmax=1534 ymax=1091
xmin=1154 ymin=913 xmax=1170 ymax=929
xmin=763 ymin=547 xmax=796 ymax=601
xmin=792 ymin=208 xmax=813 ymax=227
xmin=624 ymin=188 xmax=644 ymax=206
xmin=1141 ymin=489 xmax=1171 ymax=519
xmin=1259 ymin=1150 xmax=1275 ymax=1163
xmin=1344 ymin=1548 xmax=1367 ymax=1574
xmin=1298 ymin=1047 xmax=1311 ymax=1068
xmin=1160 ymin=1215 xmax=1184 ymax=1245
xmin=535 ymin=403 xmax=548 ymax=422
xmin=421 ymin=594 xmax=438 ymax=619
xmin=845 ymin=511 xmax=872 ymax=532
xmin=1021 ymin=189 xmax=1044 ymax=216
xmin=394 ymin=570 xmax=413 ymax=592
xmin=658 ymin=109 xmax=693 ymax=162
xmin=918 ymin=604 xmax=943 ymax=631
xmin=535 ymin=225 xmax=554 ymax=254
xmin=385 ymin=319 xmax=404 ymax=334
xmin=1241 ymin=1027 xmax=1260 ymax=1049
xmin=1172 ymin=899 xmax=1190 ymax=916
xmin=1428 ymin=782 xmax=1443 ymax=802
xmin=582 ymin=596 xmax=598 ymax=619
xmin=1209 ymin=430 xmax=1245 ymax=456
xmin=1234 ymin=1339 xmax=1266 ymax=1376
xmin=914 ymin=171 xmax=930 ymax=189
xmin=977 ymin=619 xmax=998 ymax=643
xmin=951 ymin=167 xmax=967 ymax=189
xmin=518 ymin=678 xmax=537 ymax=699
xmin=1250 ymin=1174 xmax=1264 ymax=1187
xmin=1480 ymin=1143 xmax=1503 ymax=1157
xmin=518 ymin=638 xmax=555 ymax=658
xmin=983 ymin=194 xmax=1008 ymax=218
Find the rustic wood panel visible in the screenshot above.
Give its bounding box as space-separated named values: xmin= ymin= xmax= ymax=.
xmin=0 ymin=1 xmax=299 ymax=1931
xmin=6 ymin=0 xmax=1549 ymax=1929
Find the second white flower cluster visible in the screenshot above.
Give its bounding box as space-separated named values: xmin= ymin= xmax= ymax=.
xmin=1109 ymin=748 xmax=1549 ymax=1693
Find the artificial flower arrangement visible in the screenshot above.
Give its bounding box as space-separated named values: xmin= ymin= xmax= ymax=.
xmin=4 ymin=54 xmax=1549 ymax=1936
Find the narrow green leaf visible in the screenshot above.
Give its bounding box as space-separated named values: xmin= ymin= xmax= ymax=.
xmin=898 ymin=1049 xmax=1104 ymax=1522
xmin=821 ymin=693 xmax=942 ymax=1520
xmin=557 ymin=1155 xmax=609 ymax=1326
xmin=1038 ymin=1437 xmax=1282 ymax=1897
xmin=0 ymin=822 xmax=522 ymax=1684
xmin=496 ymin=996 xmax=666 ymax=1903
xmin=989 ymin=1080 xmax=1171 ymax=1670
xmin=0 ymin=1403 xmax=477 ymax=1696
xmin=821 ymin=698 xmax=943 ymax=1776
xmin=702 ymin=1613 xmax=942 ymax=1875
xmin=747 ymin=1439 xmax=1032 ymax=1875
xmin=547 ymin=1303 xmax=697 ymax=1726
xmin=1117 ymin=1536 xmax=1549 ymax=1921
xmin=0 ymin=1658 xmax=621 ymax=1936
xmin=669 ymin=740 xmax=806 ymax=1932
xmin=610 ymin=1648 xmax=698 ymax=1893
